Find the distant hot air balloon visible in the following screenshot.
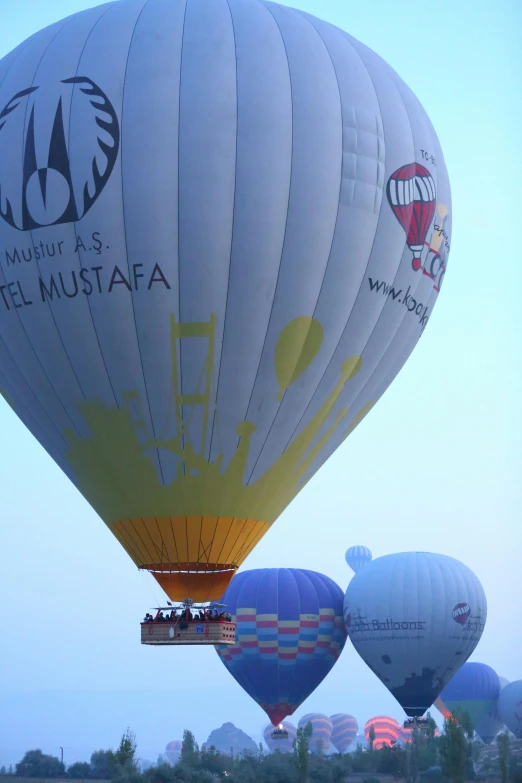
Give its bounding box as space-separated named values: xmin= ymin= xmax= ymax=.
xmin=437 ymin=662 xmax=501 ymax=744
xmin=165 ymin=741 xmax=182 ymax=765
xmin=330 ymin=714 xmax=358 ymax=753
xmin=0 ymin=0 xmax=451 ymax=604
xmin=298 ymin=714 xmax=333 ymax=754
xmin=345 ymin=546 xmax=372 ymax=574
xmin=364 ymin=717 xmax=400 ymax=749
xmin=344 ymin=552 xmax=486 ymax=716
xmin=499 ymin=677 xmax=510 ymax=691
xmin=215 ymin=568 xmax=346 ymax=725
xmin=497 ymin=681 xmax=522 ymax=739
xmin=263 ymin=721 xmax=296 ymax=754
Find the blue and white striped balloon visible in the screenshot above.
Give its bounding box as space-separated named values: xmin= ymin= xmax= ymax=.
xmin=345 ymin=545 xmax=372 ymax=573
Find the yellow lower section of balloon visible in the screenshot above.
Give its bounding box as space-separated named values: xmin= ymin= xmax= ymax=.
xmin=113 ymin=515 xmax=269 ymax=601
xmin=9 ymin=315 xmax=375 ymax=600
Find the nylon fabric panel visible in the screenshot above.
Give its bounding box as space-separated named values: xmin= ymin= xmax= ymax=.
xmin=56 ymin=1 xmax=176 ymax=530
xmin=209 ymin=0 xmax=292 ymax=470
xmin=4 ymin=4 xmax=128 ymax=454
xmin=245 ymin=2 xmax=344 ymax=483
xmin=0 ymin=9 xmax=117 ymax=452
xmin=251 ymin=12 xmax=384 ymax=477
xmin=118 ymin=0 xmax=187 ymax=487
xmin=273 ymin=24 xmax=415 ymax=463
xmin=177 ymin=0 xmax=236 ymax=463
xmin=274 ymin=570 xmax=301 ymax=714
xmin=344 ymin=553 xmax=487 ymax=716
xmin=280 ymin=27 xmax=450 ymax=485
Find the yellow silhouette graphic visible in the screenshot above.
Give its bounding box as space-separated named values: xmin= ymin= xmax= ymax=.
xmin=62 ymin=314 xmax=375 ymax=600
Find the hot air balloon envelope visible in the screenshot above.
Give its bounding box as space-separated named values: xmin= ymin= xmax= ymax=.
xmin=330 ymin=714 xmax=358 ymax=753
xmin=263 ymin=721 xmax=296 ymax=753
xmin=0 ymin=0 xmax=451 ymax=602
xmin=437 ymin=662 xmax=501 ymax=740
xmin=345 ymin=546 xmax=372 ymax=573
xmin=215 ymin=568 xmax=346 ymax=725
xmin=364 ymin=716 xmax=400 ymax=749
xmin=344 ymin=552 xmax=487 ymax=716
xmin=298 ymin=714 xmax=333 ymax=754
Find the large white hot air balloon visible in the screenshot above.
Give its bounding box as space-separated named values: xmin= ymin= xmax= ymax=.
xmin=498 ymin=681 xmax=522 ymax=739
xmin=0 ymin=0 xmax=451 ymax=602
xmin=344 ymin=552 xmax=486 ymax=716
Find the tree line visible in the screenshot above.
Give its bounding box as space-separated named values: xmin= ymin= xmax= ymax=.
xmin=3 ymin=713 xmax=521 ymax=783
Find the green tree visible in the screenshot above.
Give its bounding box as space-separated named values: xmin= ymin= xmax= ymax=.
xmin=368 ymin=725 xmax=376 ymax=753
xmin=439 ymin=717 xmax=467 ymax=783
xmin=200 ymin=746 xmax=229 ymax=777
xmin=351 ymin=744 xmax=372 ymax=773
xmin=67 ymin=761 xmax=91 ymax=779
xmin=293 ymin=722 xmax=313 ymax=783
xmin=180 ymin=730 xmax=199 ymax=767
xmin=312 ymin=737 xmax=325 ymax=757
xmin=0 ymin=767 xmax=6 ymax=775
xmin=456 ymin=710 xmax=475 ymax=780
xmin=497 ymin=732 xmax=510 ymax=783
xmin=90 ymin=750 xmax=116 ymax=780
xmin=113 ymin=729 xmax=138 ymax=771
xmin=16 ymin=750 xmax=65 ymax=778
xmin=143 ymin=764 xmax=177 ymax=783
xmin=422 ymin=713 xmax=439 ymax=771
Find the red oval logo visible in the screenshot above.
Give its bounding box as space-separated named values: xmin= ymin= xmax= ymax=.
xmin=452 ymin=603 xmax=471 ymax=625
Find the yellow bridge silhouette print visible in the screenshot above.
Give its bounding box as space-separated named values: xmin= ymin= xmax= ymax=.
xmin=64 ymin=315 xmax=375 ymax=600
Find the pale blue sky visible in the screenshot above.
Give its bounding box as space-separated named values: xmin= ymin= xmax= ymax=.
xmin=0 ymin=0 xmax=521 ymax=767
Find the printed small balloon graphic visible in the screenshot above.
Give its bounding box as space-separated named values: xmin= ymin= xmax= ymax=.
xmin=437 ymin=662 xmax=501 ymax=743
xmin=364 ymin=716 xmax=401 ymax=749
xmin=344 ymin=552 xmax=487 ymax=716
xmin=498 ymin=681 xmax=522 ymax=739
xmin=345 ymin=546 xmax=372 ymax=573
xmin=0 ymin=0 xmax=451 ymax=603
xmin=263 ymin=721 xmax=296 ymax=754
xmin=387 ymin=163 xmax=437 ymax=271
xmin=215 ymin=568 xmax=347 ymax=725
xmin=330 ymin=714 xmax=358 ymax=753
xmin=452 ymin=603 xmax=471 ymax=625
xmin=298 ymin=714 xmax=333 ymax=755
